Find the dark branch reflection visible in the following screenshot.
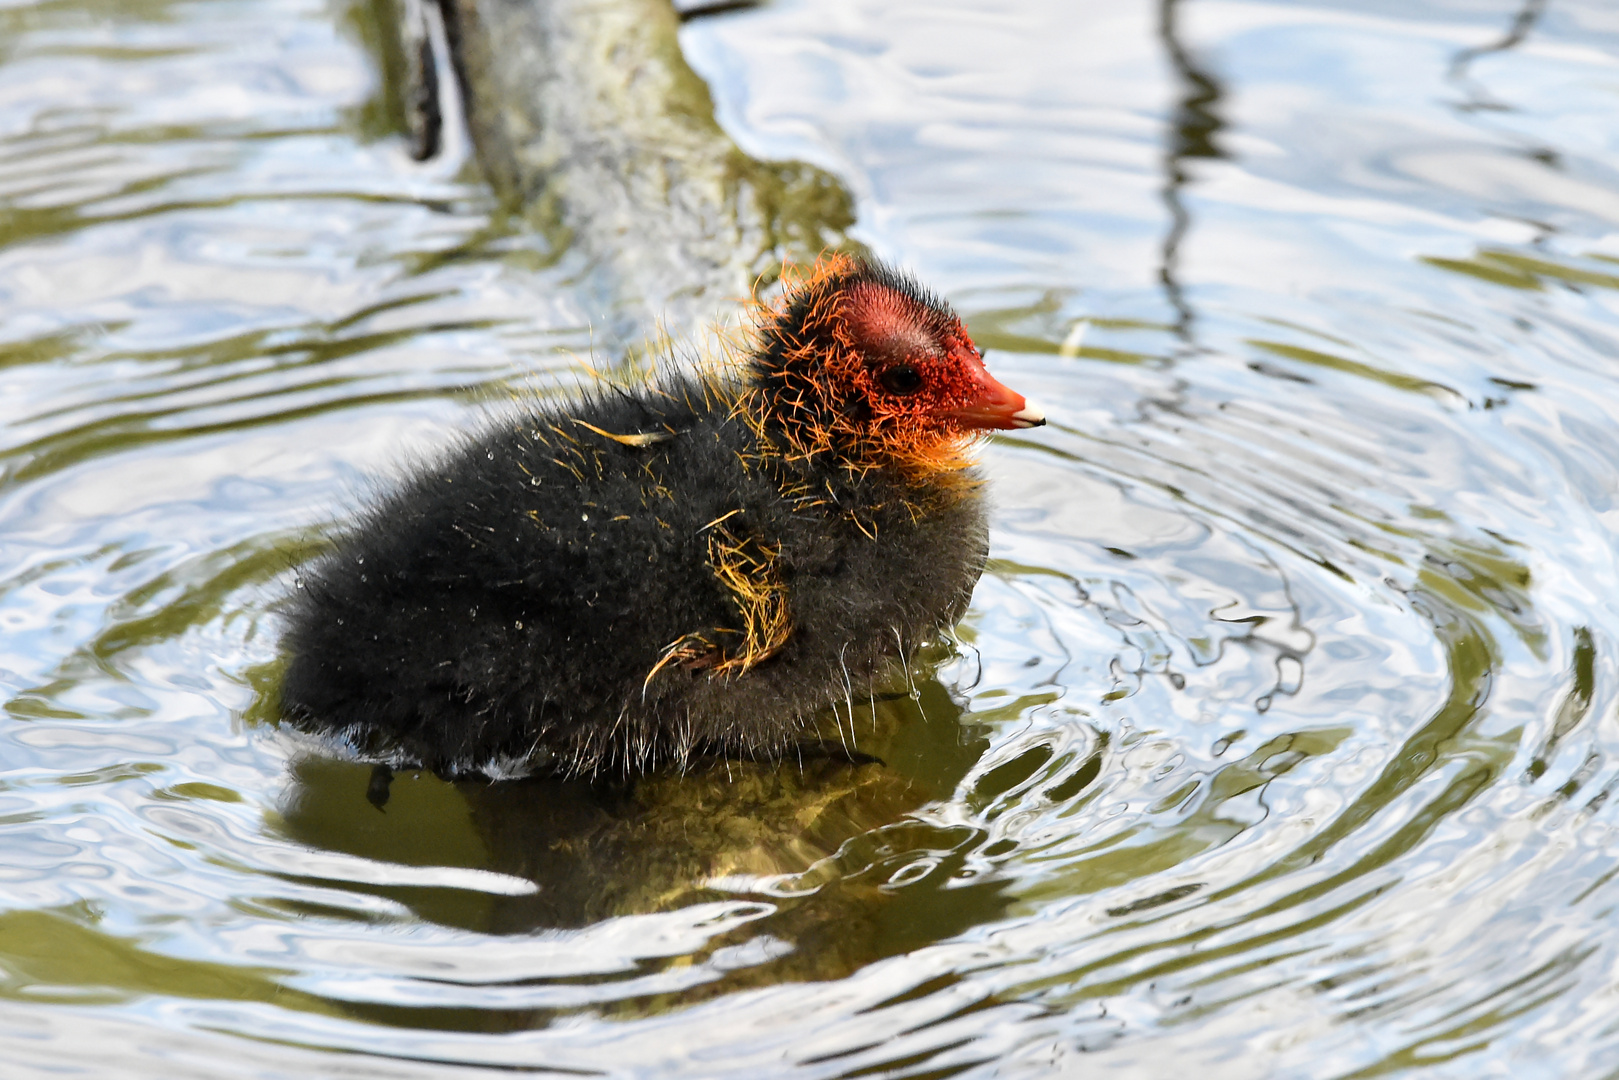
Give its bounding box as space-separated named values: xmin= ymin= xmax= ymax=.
xmin=1448 ymin=0 xmax=1547 ymax=112
xmin=1156 ymin=0 xmax=1227 ymax=344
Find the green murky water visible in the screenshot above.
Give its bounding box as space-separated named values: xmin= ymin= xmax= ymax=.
xmin=5 ymin=0 xmax=1619 ymax=1074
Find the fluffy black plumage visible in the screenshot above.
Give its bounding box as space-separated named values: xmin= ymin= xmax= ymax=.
xmin=279 ymin=256 xmax=1039 ymax=777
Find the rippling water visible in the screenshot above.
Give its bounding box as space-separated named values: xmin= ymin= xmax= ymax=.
xmin=6 ymin=0 xmax=1619 ymax=1074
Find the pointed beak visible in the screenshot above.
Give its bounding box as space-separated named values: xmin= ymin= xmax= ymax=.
xmin=945 ymin=363 xmax=1046 ymax=430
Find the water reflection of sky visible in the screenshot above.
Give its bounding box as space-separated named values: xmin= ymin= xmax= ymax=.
xmin=5 ymin=0 xmax=1619 ymax=1075
xmin=685 ymin=1 xmax=1619 ymax=329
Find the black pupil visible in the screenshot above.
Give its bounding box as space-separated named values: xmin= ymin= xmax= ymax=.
xmin=881 ymin=365 xmax=924 ymax=395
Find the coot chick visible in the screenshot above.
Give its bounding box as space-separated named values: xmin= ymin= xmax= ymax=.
xmin=280 ymin=255 xmax=1044 ymax=777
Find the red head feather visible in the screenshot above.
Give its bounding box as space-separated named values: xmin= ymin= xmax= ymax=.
xmin=742 ymin=254 xmax=1043 ymax=478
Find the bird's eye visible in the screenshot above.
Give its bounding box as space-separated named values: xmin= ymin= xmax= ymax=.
xmin=879 ymin=364 xmax=924 ymax=395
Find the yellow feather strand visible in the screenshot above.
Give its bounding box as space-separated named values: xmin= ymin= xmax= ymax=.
xmin=643 ymin=523 xmax=792 ymax=690
xmin=569 ymin=418 xmax=672 ymax=447
xmin=706 ymin=525 xmax=792 ymax=677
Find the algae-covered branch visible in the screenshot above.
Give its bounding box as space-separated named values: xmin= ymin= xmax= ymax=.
xmin=375 ymin=0 xmax=860 ymax=348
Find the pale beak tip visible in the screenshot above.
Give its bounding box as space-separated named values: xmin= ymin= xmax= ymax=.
xmin=1010 ymin=404 xmax=1046 ymax=429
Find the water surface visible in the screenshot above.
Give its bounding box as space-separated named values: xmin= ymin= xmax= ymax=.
xmin=5 ymin=0 xmax=1619 ymax=1075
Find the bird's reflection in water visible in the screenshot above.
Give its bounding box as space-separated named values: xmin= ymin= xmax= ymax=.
xmin=275 ymin=658 xmax=1013 ymax=994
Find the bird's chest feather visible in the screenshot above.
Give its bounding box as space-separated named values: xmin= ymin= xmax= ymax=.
xmin=491 ymin=410 xmax=987 ymax=683
xmin=783 ymin=488 xmax=986 ymax=623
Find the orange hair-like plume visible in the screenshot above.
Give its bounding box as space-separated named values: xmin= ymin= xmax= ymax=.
xmin=736 ymin=254 xmax=989 ymax=483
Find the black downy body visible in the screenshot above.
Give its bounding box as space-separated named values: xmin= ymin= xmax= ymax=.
xmin=280 ymin=382 xmax=987 ymax=779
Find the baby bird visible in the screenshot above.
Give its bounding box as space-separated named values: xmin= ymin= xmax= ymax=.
xmin=280 ymin=255 xmax=1044 ymax=777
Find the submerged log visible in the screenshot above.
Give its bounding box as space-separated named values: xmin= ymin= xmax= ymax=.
xmin=426 ymin=0 xmax=858 ymax=347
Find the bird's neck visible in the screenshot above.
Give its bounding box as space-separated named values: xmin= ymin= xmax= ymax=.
xmin=734 ymin=384 xmax=982 ymax=520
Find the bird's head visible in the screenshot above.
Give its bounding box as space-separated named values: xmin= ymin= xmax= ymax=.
xmin=744 ymin=254 xmax=1043 ymax=476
